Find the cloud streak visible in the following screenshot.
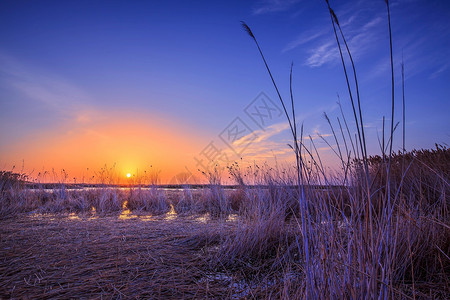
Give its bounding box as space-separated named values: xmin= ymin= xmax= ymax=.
xmin=253 ymin=0 xmax=301 ymax=15
xmin=0 ymin=52 xmax=93 ymax=122
xmin=282 ymin=1 xmax=388 ymax=68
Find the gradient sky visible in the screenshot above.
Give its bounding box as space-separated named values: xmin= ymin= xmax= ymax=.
xmin=1 ymin=0 xmax=449 ymax=183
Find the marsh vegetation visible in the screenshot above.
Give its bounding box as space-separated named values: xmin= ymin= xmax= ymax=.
xmin=1 ymin=148 xmax=449 ymax=298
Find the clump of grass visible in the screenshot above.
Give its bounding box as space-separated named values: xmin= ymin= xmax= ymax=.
xmin=0 ymin=170 xmax=27 ymax=193
xmin=173 ymin=186 xmax=206 ymax=214
xmin=227 ymin=161 xmax=246 ymax=186
xmin=202 ymin=185 xmax=229 ymax=218
xmin=200 ymin=167 xmax=230 ymax=218
xmin=228 ymin=187 xmax=247 ymax=212
xmin=216 ymin=188 xmax=298 ymax=270
xmin=368 ymin=145 xmax=449 ymax=210
xmin=90 ymin=188 xmax=124 ymax=213
xmin=0 ymin=171 xmax=29 ymax=218
xmin=67 ymin=190 xmax=92 ymax=212
xmin=127 ymin=187 xmax=170 ymax=215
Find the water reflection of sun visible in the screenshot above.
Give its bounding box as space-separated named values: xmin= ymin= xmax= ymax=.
xmin=119 ymin=201 xmax=133 ymax=220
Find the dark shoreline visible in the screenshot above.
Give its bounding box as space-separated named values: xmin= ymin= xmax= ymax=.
xmin=24 ymin=182 xmax=341 ymax=190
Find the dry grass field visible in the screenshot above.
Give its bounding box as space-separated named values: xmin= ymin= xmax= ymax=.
xmin=1 ymin=147 xmax=449 ymax=299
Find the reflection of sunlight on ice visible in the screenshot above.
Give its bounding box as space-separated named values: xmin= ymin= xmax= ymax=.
xmin=139 ymin=215 xmax=153 ymax=221
xmin=194 ymin=213 xmax=210 ymax=223
xmin=29 ymin=213 xmax=41 ymax=219
xmin=88 ymin=206 xmax=98 ymax=220
xmin=68 ymin=212 xmax=80 ymax=220
xmin=164 ymin=204 xmax=177 ymax=220
xmin=119 ymin=201 xmax=135 ymax=220
xmin=30 ymin=213 xmax=56 ymax=221
xmin=226 ymin=214 xmax=238 ymax=222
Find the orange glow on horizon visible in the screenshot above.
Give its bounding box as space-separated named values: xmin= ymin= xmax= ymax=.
xmin=1 ymin=110 xmax=313 ymax=185
xmin=0 ymin=110 xmax=208 ymax=184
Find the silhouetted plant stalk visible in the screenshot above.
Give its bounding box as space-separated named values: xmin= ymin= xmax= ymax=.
xmin=325 ymin=0 xmax=403 ymax=297
xmin=402 ymin=57 xmax=405 ymax=155
xmin=241 ymin=21 xmax=315 ymax=299
xmin=337 ymin=96 xmax=357 ymax=159
xmin=324 ymin=6 xmax=377 ymax=277
xmin=401 ymin=56 xmax=406 ymax=215
xmin=384 ymin=1 xmax=397 ymax=297
xmin=386 ymin=0 xmax=395 ymax=160
xmin=324 ymin=1 xmax=379 ymax=293
xmin=323 ymin=112 xmax=346 ymax=171
xmin=324 ymin=1 xmax=369 ymax=168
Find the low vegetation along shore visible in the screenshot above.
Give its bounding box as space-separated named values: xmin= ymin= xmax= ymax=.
xmin=1 ymin=148 xmax=449 ymax=298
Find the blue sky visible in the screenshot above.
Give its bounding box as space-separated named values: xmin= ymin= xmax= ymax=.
xmin=0 ymin=0 xmax=449 ymax=182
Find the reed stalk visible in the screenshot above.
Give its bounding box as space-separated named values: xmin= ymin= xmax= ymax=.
xmin=241 ymin=21 xmax=315 ymax=299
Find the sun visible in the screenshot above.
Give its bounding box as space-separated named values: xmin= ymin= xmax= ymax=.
xmin=126 ymin=173 xmax=131 ymax=178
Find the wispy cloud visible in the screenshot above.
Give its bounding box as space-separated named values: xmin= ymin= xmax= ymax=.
xmin=305 ymin=40 xmax=339 ymax=67
xmin=253 ymin=0 xmax=301 ymax=15
xmin=284 ymin=0 xmax=450 ymax=87
xmin=282 ymin=1 xmax=387 ymax=68
xmin=282 ymin=29 xmax=328 ymax=53
xmin=219 ymin=108 xmax=338 ymax=164
xmin=220 ymin=119 xmax=291 ymax=162
xmin=303 ymin=15 xmax=384 ymax=68
xmin=0 ymin=52 xmax=92 ymax=120
xmin=430 ymin=63 xmax=450 ymax=79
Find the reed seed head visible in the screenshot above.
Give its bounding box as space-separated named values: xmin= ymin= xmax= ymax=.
xmin=241 ymin=21 xmax=255 ymax=40
xmin=329 ymin=7 xmax=340 ymax=26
